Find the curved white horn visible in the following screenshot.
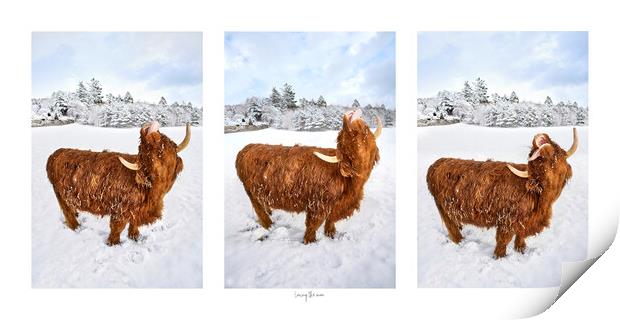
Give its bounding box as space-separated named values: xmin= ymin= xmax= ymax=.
xmin=507 ymin=164 xmax=528 ymax=178
xmin=176 ymin=123 xmax=191 ymax=152
xmin=313 ymin=151 xmax=339 ymax=163
xmin=374 ymin=115 xmax=382 ymax=139
xmin=566 ymin=127 xmax=578 ymax=158
xmin=119 ymin=156 xmax=139 ymax=171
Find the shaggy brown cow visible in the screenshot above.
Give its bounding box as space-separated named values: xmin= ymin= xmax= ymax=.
xmin=235 ymin=109 xmax=381 ymax=244
xmin=426 ymin=128 xmax=578 ymax=258
xmin=46 ymin=121 xmax=190 ymax=245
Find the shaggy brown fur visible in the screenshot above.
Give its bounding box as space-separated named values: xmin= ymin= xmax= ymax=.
xmin=235 ymin=110 xmax=381 ymax=244
xmin=426 ymin=129 xmax=577 ymax=258
xmin=46 ymin=122 xmax=189 ymax=245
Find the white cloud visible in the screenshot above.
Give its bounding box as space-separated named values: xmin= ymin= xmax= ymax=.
xmin=225 ymin=32 xmax=395 ymax=108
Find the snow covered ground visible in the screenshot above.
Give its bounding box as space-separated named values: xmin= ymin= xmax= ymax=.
xmin=225 ymin=128 xmax=395 ymax=288
xmin=31 ymin=124 xmax=202 ymax=288
xmin=418 ymin=124 xmax=588 ymax=288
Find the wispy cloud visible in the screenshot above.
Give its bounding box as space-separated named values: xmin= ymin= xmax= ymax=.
xmin=32 ymin=32 xmax=202 ymax=105
xmin=418 ymin=31 xmax=588 ymax=106
xmin=225 ymin=32 xmax=395 ymax=108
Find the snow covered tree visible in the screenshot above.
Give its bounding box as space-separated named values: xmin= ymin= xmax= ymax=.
xmin=270 ymin=87 xmax=282 ymax=108
xmin=281 ymin=83 xmax=297 ymax=109
xmin=509 ymin=91 xmax=519 ymax=104
xmin=106 ymin=93 xmax=116 ymax=104
xmin=352 ymin=99 xmax=360 ymax=108
xmin=544 ymin=96 xmax=553 ymax=108
xmin=52 ymin=94 xmax=68 ymax=119
xmin=576 ymin=107 xmax=588 ymax=125
xmin=317 ymin=95 xmax=327 ymax=107
xmin=158 ymin=96 xmax=168 ymax=107
xmin=473 ymin=77 xmax=489 ymax=104
xmin=77 ymin=81 xmax=88 ymax=103
xmin=88 ymin=78 xmax=103 ymax=104
xmin=439 ymin=95 xmax=454 ymax=116
xmin=462 ymin=81 xmax=474 ymax=103
xmin=539 ymin=105 xmax=554 ymax=126
xmin=124 ymin=91 xmax=134 ymax=103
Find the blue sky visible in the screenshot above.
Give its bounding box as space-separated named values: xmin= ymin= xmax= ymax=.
xmin=418 ymin=32 xmax=588 ymax=106
xmin=225 ymin=32 xmax=396 ymax=108
xmin=32 ymin=32 xmax=202 ymax=106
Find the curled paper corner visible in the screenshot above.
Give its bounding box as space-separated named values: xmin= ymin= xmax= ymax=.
xmin=556 ymin=255 xmax=600 ymax=300
xmin=517 ymin=213 xmax=618 ymax=318
xmin=545 ymin=214 xmax=619 ymax=315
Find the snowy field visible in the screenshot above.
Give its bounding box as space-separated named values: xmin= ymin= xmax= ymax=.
xmin=418 ymin=124 xmax=588 ymax=288
xmin=31 ymin=124 xmax=202 ymax=288
xmin=225 ymin=128 xmax=395 ymax=288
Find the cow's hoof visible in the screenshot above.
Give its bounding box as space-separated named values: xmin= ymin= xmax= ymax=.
xmin=66 ymin=222 xmax=81 ymax=231
xmin=106 ymin=239 xmax=121 ymax=246
xmin=493 ymin=252 xmax=506 ymax=259
xmin=128 ymin=231 xmax=141 ymax=242
xmin=515 ymin=244 xmax=527 ymax=254
xmin=324 ymin=229 xmax=337 ymax=239
xmin=303 ymin=236 xmax=317 ymax=244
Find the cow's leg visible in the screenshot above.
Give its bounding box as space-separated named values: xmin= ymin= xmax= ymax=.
xmin=107 ymin=217 xmax=128 ymax=246
xmin=53 ymin=191 xmax=80 ymax=230
xmin=128 ymin=223 xmax=140 ymax=241
xmin=324 ymin=218 xmax=337 ymax=239
xmin=435 ymin=203 xmax=462 ymax=244
xmin=493 ymin=227 xmax=514 ymax=259
xmin=303 ymin=211 xmax=325 ymax=244
xmin=514 ymin=234 xmax=527 ymax=254
xmin=247 ymin=192 xmax=272 ymax=229
xmin=324 ymin=207 xmax=354 ymax=239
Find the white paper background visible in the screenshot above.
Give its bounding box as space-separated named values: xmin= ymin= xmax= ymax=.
xmin=0 ymin=0 xmax=617 ymax=319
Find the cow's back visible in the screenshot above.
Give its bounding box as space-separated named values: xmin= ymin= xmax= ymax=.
xmin=46 ymin=148 xmax=143 ymax=214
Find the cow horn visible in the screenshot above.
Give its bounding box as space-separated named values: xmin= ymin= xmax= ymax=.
xmin=507 ymin=164 xmax=528 ymax=178
xmin=119 ymin=156 xmax=139 ymax=171
xmin=566 ymin=127 xmax=578 ymax=158
xmin=176 ymin=123 xmax=191 ymax=153
xmin=313 ymin=151 xmax=339 ymax=163
xmin=374 ymin=115 xmax=382 ymax=139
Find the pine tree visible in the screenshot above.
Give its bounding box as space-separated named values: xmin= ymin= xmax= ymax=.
xmin=474 ymin=77 xmax=489 ymax=104
xmin=88 ymin=78 xmax=104 ymax=104
xmin=544 ymin=96 xmax=553 ymax=108
xmin=124 ymin=91 xmax=134 ymax=103
xmin=439 ymin=95 xmax=454 ymax=116
xmin=106 ymin=93 xmax=115 ymax=104
xmin=576 ymin=107 xmax=587 ymax=125
xmin=53 ymin=94 xmax=68 ymax=119
xmin=509 ymin=91 xmax=519 ymax=103
xmin=317 ymin=95 xmax=327 ymax=107
xmin=281 ymin=83 xmax=297 ymax=108
xmin=270 ymin=87 xmax=282 ymax=108
xmin=77 ymin=81 xmax=88 ymax=103
xmin=159 ymin=96 xmax=168 ymax=107
xmin=352 ymin=99 xmax=360 ymax=108
xmin=462 ymin=81 xmax=473 ymax=103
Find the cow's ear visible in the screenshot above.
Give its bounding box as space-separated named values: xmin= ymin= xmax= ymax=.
xmin=337 ymin=150 xmax=354 ymax=177
xmin=135 ymin=171 xmax=152 ymax=188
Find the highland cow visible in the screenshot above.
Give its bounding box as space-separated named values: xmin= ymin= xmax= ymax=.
xmin=426 ymin=128 xmax=578 ymax=258
xmin=235 ymin=109 xmax=381 ymax=244
xmin=46 ymin=121 xmax=191 ymax=245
